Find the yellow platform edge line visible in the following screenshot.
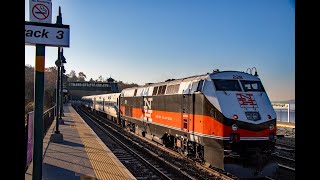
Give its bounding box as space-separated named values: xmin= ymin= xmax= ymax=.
xmin=70 ymin=106 xmax=136 ymax=180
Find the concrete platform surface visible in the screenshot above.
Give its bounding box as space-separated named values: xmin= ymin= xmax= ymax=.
xmin=25 ymin=103 xmax=136 ymax=180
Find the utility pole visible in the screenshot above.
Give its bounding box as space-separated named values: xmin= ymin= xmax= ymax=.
xmin=60 ymin=48 xmax=66 ymax=119
xmin=32 ymin=44 xmax=45 ymax=180
xmin=50 ymin=6 xmax=64 ymax=143
xmin=55 ymin=48 xmax=61 ymax=133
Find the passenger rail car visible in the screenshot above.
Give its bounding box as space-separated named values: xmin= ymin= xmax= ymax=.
xmin=80 ymin=70 xmax=278 ymax=178
xmin=82 ymin=93 xmax=121 ymax=122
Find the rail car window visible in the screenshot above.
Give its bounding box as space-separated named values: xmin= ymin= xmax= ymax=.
xmin=158 ymin=86 xmax=163 ymax=95
xmin=213 ymin=79 xmax=242 ymax=91
xmin=134 ymin=89 xmax=137 ymax=96
xmin=166 ymin=84 xmax=180 ymax=94
xmin=240 ymin=80 xmax=265 ymax=92
xmin=152 ymin=86 xmax=159 ymax=95
xmin=158 ymin=85 xmax=167 ymax=95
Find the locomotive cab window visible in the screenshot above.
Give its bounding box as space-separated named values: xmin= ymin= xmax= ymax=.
xmin=212 ymin=79 xmax=242 ymax=91
xmin=240 ymin=80 xmax=265 ymax=92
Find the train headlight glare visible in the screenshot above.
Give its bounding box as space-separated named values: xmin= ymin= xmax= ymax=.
xmin=269 ymin=124 xmax=274 ymax=130
xmin=233 ymin=115 xmax=238 ymax=120
xmin=232 ymin=124 xmax=238 ymax=131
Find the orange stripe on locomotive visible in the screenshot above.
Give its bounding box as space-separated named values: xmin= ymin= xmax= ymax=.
xmin=120 ymin=106 xmax=274 ymax=138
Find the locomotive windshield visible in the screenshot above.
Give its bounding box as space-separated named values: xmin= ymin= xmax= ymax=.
xmin=240 ymin=80 xmax=265 ymax=92
xmin=213 ymin=79 xmax=242 ymax=91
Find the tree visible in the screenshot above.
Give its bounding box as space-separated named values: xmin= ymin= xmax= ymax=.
xmin=96 ymin=75 xmax=104 ymax=82
xmin=25 ymin=65 xmax=58 ymax=114
xmin=117 ymin=81 xmax=139 ymax=91
xmin=25 ymin=65 xmax=34 ymax=106
xmin=89 ymin=78 xmax=94 ymax=82
xmin=67 ymin=70 xmax=78 ymax=82
xmin=78 ymin=72 xmax=87 ymax=82
xmin=45 ymin=67 xmax=57 ymax=90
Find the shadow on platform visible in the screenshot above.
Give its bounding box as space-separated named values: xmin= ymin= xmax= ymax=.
xmin=43 ymin=163 xmax=97 ymax=180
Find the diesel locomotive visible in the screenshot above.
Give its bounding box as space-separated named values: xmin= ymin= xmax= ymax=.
xmin=81 ymin=69 xmax=278 ymax=178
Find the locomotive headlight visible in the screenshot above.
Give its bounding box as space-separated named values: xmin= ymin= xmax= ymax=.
xmin=245 ymin=112 xmax=261 ymax=121
xmin=232 ymin=124 xmax=238 ymax=131
xmin=267 ymin=115 xmax=272 ymax=119
xmin=269 ymin=124 xmax=274 ymax=130
xmin=233 ymin=115 xmax=238 ymax=120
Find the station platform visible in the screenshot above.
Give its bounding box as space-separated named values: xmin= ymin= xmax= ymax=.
xmin=277 ymin=121 xmax=295 ymax=129
xmin=25 ymin=103 xmax=136 ymax=180
xmin=276 ymin=121 xmax=295 ymax=139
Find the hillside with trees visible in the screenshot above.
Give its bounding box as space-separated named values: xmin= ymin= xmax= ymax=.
xmin=25 ymin=65 xmax=57 ymax=114
xmin=25 ymin=65 xmax=140 ymax=114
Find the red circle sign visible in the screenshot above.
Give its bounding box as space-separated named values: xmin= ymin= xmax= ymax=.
xmin=32 ymin=4 xmax=50 ymax=20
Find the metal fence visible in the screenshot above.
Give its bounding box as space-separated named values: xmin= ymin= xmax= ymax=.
xmin=24 ymin=106 xmax=56 ymax=172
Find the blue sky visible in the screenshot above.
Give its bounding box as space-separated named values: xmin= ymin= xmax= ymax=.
xmin=25 ymin=0 xmax=295 ymax=101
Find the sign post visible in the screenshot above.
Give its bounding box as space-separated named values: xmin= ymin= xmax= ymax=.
xmin=26 ymin=0 xmax=70 ymax=179
xmin=32 ymin=44 xmax=45 ymax=180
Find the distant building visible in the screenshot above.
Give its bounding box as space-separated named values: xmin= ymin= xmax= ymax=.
xmin=66 ymin=81 xmax=119 ymax=100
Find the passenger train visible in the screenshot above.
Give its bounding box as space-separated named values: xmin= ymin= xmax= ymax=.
xmin=80 ymin=69 xmax=278 ymax=178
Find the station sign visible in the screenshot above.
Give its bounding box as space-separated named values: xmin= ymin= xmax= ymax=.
xmin=30 ymin=0 xmax=52 ymax=23
xmin=272 ymin=103 xmax=289 ymax=109
xmin=25 ymin=21 xmax=70 ymax=47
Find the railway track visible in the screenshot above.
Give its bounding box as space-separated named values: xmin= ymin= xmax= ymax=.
xmin=76 ymin=104 xmax=237 ymax=180
xmin=275 ymin=145 xmax=294 ymax=153
xmin=267 ymin=153 xmax=295 ymax=180
xmin=75 ymin=105 xmax=192 ymax=180
xmin=279 ymin=164 xmax=295 ymax=172
xmin=277 ymin=155 xmax=295 ymax=170
xmin=277 ymin=163 xmax=295 ymax=180
xmin=265 ymin=162 xmax=295 ymax=180
xmin=275 ymin=140 xmax=295 ymax=161
xmin=275 ymin=141 xmax=295 ymax=179
xmin=276 ymin=142 xmax=295 ymax=151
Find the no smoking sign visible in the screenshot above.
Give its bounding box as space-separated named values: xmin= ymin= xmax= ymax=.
xmin=30 ymin=0 xmax=52 ymax=23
